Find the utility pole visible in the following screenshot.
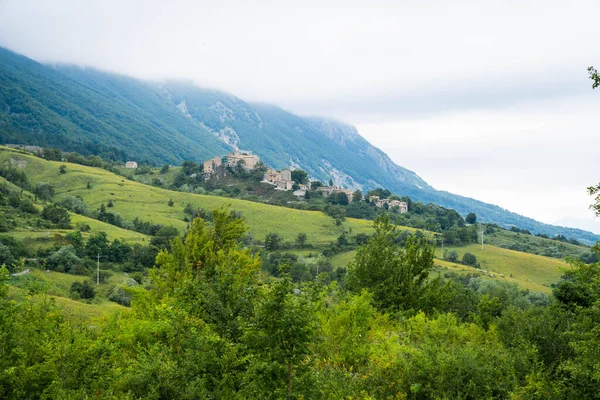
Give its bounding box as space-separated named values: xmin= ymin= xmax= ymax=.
xmin=440 ymin=236 xmax=444 ymax=258
xmin=479 ymin=224 xmax=484 ymax=251
xmin=97 ymin=253 xmax=100 ymax=285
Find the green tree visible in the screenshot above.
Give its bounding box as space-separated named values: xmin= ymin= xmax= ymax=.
xmin=589 ymin=66 xmax=600 ymax=89
xmin=462 ymin=252 xmax=477 ymax=266
xmin=85 ymin=231 xmax=110 ymax=258
xmin=295 ymin=232 xmax=308 ymax=247
xmin=348 ymin=214 xmax=437 ymax=314
xmin=160 ymin=164 xmax=170 ymax=174
xmin=33 ymin=182 xmax=55 ymax=201
xmin=47 ymin=245 xmax=82 ymax=274
xmin=465 ymin=212 xmax=477 ymax=224
xmin=59 ymin=165 xmax=67 ymax=174
xmin=291 ymin=169 xmax=308 ymax=184
xmin=70 ymin=280 xmax=95 ymax=299
xmin=352 ymin=189 xmax=363 ymax=202
xmin=444 ymin=249 xmax=459 ymax=263
xmin=265 ymin=232 xmax=282 ymax=251
xmin=152 ymin=206 xmax=261 ymax=340
xmin=41 ymin=204 xmax=71 ymax=228
xmin=241 ymin=268 xmax=316 ymax=399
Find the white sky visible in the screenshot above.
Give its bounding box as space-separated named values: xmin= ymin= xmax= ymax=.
xmin=1 ymin=0 xmax=599 ymax=232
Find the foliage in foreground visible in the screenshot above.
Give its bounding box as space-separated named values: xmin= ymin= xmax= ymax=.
xmin=0 ymin=208 xmax=599 ymax=399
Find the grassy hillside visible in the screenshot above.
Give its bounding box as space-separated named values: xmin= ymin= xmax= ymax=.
xmin=330 ymin=242 xmax=567 ymax=294
xmin=0 ymin=146 xmax=372 ymax=244
xmin=0 ymin=146 xmax=573 ymax=295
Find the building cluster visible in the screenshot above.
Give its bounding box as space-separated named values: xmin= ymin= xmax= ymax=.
xmin=263 ymin=168 xmax=295 ymax=190
xmin=368 ymin=196 xmax=408 ymax=213
xmin=203 ymin=149 xmax=260 ymax=177
xmin=318 ymin=186 xmax=355 ymax=202
xmin=198 ymin=150 xmax=407 ymax=213
xmin=203 ymin=156 xmax=222 ymax=174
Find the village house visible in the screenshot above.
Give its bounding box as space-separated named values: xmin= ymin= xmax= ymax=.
xmin=203 ymin=156 xmax=222 ymax=174
xmin=263 ymin=168 xmax=294 ymax=191
xmin=369 ymin=195 xmax=408 ymax=213
xmin=293 ymin=183 xmax=312 ymax=197
xmin=226 ymin=149 xmax=260 ymax=170
xmin=125 ymin=161 xmax=138 ymax=169
xmin=318 ymin=186 xmax=354 ymax=202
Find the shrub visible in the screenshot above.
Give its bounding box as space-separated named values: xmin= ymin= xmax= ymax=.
xmin=462 ymin=252 xmax=477 ymax=266
xmin=70 ymin=280 xmax=95 ymax=300
xmin=444 ymin=250 xmax=460 ymax=263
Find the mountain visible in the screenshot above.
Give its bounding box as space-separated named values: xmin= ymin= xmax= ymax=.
xmin=0 ymin=47 xmax=598 ymax=244
xmin=0 ymin=48 xmax=230 ymax=163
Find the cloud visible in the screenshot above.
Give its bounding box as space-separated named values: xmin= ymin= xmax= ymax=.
xmin=1 ymin=0 xmax=599 ymax=231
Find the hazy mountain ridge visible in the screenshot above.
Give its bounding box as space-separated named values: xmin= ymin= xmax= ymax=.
xmin=0 ymin=47 xmax=598 ymax=243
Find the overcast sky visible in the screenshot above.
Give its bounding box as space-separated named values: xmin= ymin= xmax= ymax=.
xmin=1 ymin=0 xmax=599 ymax=232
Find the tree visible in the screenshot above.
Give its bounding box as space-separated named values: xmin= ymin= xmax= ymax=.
xmin=265 ymin=232 xmax=282 ymax=251
xmin=0 ymin=244 xmax=15 ymax=270
xmin=348 ymin=214 xmax=437 ymax=314
xmin=241 ymin=268 xmax=316 ymax=399
xmin=70 ymin=280 xmax=95 ymax=299
xmin=47 ymin=245 xmax=82 ymax=274
xmin=352 ymin=189 xmax=363 ymax=203
xmin=168 ymin=198 xmax=174 ymax=207
xmin=291 ymin=169 xmax=308 ymax=184
xmin=59 ymin=165 xmax=67 ymax=174
xmin=328 ymin=179 xmax=334 ymax=187
xmin=589 ymin=66 xmax=600 ymax=89
xmin=160 ymin=164 xmax=170 ymax=174
xmin=182 ymin=160 xmax=198 ymax=175
xmin=152 ymin=206 xmax=261 ymax=340
xmin=444 ymin=249 xmax=459 ymax=263
xmin=41 ymin=204 xmax=71 ymax=228
xmin=295 ymin=233 xmax=307 ymax=247
xmin=85 ymin=232 xmax=110 ymax=258
xmin=311 ymin=181 xmax=323 ymax=189
xmin=462 ymin=252 xmax=477 ymax=266
xmin=465 ymin=212 xmax=477 ymax=224
xmin=34 ymin=182 xmax=55 ymax=201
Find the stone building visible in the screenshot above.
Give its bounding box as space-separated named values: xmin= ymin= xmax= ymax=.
xmin=203 ymin=156 xmax=222 ymax=174
xmin=125 ymin=161 xmax=138 ymax=169
xmin=369 ymin=195 xmax=408 ymax=213
xmin=263 ymin=168 xmax=294 ymax=191
xmin=226 ymin=149 xmax=260 ymax=169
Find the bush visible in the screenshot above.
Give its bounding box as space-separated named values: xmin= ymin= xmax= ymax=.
xmin=34 ymin=182 xmax=55 ymax=201
xmin=444 ymin=250 xmax=459 ymax=263
xmin=59 ymin=196 xmax=91 ymax=216
xmin=462 ymin=252 xmax=477 ymax=266
xmin=41 ymin=204 xmax=71 ymax=228
xmin=46 ymin=245 xmax=82 ymax=273
xmin=70 ymin=280 xmax=95 ymax=300
xmin=265 ymin=233 xmax=282 ymax=251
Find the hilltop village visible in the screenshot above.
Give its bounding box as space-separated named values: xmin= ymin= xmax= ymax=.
xmin=180 ymin=149 xmax=409 ymax=212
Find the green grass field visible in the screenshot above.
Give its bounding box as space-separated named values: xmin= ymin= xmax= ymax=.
xmin=329 ymin=242 xmax=567 ymax=294
xmin=0 ymin=146 xmax=570 ymax=296
xmin=0 ymin=147 xmax=373 ymax=244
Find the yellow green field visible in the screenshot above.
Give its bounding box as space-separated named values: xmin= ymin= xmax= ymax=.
xmin=329 ymin=242 xmax=567 ymax=293
xmin=0 ymin=147 xmax=373 ymax=244
xmin=0 ymin=146 xmax=570 ymax=295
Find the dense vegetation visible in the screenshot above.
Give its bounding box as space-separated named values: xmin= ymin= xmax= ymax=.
xmin=2 ymin=207 xmax=600 ymax=398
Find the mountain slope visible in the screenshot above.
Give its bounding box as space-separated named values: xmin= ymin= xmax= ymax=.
xmin=0 ymin=47 xmax=598 ymax=243
xmin=0 ymin=48 xmax=230 ymax=164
